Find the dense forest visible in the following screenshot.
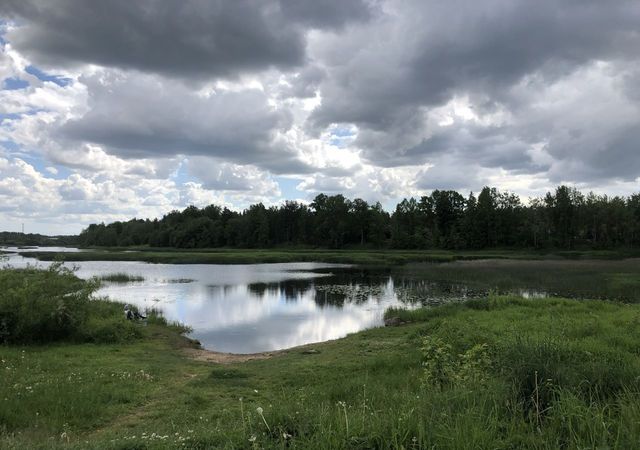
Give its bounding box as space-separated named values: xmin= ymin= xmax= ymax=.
xmin=0 ymin=232 xmax=79 ymax=247
xmin=78 ymin=186 xmax=640 ymax=250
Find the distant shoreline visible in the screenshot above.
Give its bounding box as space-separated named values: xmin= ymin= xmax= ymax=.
xmin=15 ymin=247 xmax=640 ymax=265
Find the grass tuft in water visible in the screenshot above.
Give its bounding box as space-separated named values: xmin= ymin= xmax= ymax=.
xmin=98 ymin=272 xmax=144 ymax=283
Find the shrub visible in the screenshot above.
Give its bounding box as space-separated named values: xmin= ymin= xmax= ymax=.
xmin=0 ymin=264 xmax=162 ymax=345
xmin=0 ymin=262 xmax=96 ymax=344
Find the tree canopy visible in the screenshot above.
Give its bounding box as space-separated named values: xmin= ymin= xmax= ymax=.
xmin=79 ymin=186 xmax=640 ymax=250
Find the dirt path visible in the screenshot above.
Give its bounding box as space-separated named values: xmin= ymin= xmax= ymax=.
xmin=181 ymin=347 xmax=280 ymax=364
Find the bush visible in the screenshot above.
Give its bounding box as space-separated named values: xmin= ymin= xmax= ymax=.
xmin=0 ymin=262 xmax=97 ymax=344
xmin=0 ymin=264 xmax=151 ymax=345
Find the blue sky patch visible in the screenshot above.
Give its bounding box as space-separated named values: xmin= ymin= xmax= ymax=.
xmin=25 ymin=65 xmax=72 ymax=87
xmin=275 ymin=176 xmax=303 ymax=200
xmin=0 ymin=113 xmax=23 ymax=123
xmin=170 ymin=159 xmax=192 ymax=185
xmin=3 ymin=77 xmax=29 ymax=90
xmin=21 ymin=152 xmax=71 ymax=180
xmin=329 ymin=126 xmax=356 ymax=148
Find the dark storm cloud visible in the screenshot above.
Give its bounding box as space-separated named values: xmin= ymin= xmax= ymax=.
xmin=375 ymin=122 xmax=545 ymax=173
xmin=0 ymin=0 xmax=373 ymax=79
xmin=279 ymin=65 xmax=326 ymax=98
xmin=309 ymin=0 xmax=640 ymax=183
xmin=312 ymin=0 xmax=640 ymax=129
xmin=58 ymin=72 xmax=311 ymax=174
xmin=279 ymin=0 xmax=375 ymax=29
xmin=546 ymin=125 xmax=640 ymax=183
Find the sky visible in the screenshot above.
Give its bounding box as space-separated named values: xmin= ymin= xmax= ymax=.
xmin=0 ymin=0 xmax=639 ymax=235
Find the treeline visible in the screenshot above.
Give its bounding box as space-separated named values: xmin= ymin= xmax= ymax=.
xmin=0 ymin=232 xmax=79 ymax=247
xmin=79 ymin=186 xmax=640 ymax=250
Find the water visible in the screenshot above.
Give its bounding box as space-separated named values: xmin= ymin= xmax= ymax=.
xmin=1 ymin=247 xmax=551 ymax=353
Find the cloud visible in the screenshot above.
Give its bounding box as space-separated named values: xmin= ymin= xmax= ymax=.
xmin=186 ymin=156 xmax=280 ymax=195
xmin=0 ymin=156 xmax=284 ymax=233
xmin=308 ymin=0 xmax=640 ymax=180
xmin=56 ymin=70 xmax=312 ymax=174
xmin=1 ymin=0 xmax=373 ymax=80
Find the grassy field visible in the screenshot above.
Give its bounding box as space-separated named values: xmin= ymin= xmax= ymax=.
xmin=4 ymin=265 xmax=640 ymax=448
xmin=16 ymin=247 xmax=640 ymax=265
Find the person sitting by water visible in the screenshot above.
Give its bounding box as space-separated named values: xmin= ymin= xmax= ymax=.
xmin=124 ymin=304 xmax=146 ymax=320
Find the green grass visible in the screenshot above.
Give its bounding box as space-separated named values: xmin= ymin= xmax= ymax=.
xmin=98 ymin=273 xmax=145 ymax=283
xmin=18 ymin=247 xmax=640 ymax=265
xmin=4 ymin=287 xmax=640 ymax=448
xmin=399 ymin=258 xmax=640 ymax=302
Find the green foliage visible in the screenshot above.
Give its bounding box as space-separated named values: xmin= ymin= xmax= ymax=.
xmin=76 ymin=185 xmax=640 ymax=251
xmin=0 ymin=265 xmax=185 ymax=345
xmin=421 ymin=336 xmax=490 ymax=388
xmin=0 ymin=231 xmax=78 ymax=246
xmin=0 ymin=262 xmax=95 ymax=344
xmin=78 ymin=316 xmax=142 ymax=343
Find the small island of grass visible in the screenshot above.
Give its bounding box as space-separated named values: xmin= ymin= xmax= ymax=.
xmin=98 ymin=272 xmax=145 ymax=283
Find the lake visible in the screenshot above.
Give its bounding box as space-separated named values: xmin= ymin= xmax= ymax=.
xmin=4 ymin=247 xmax=639 ymax=353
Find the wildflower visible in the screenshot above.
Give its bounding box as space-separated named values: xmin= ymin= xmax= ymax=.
xmin=249 ymin=435 xmax=257 ymax=442
xmin=256 ymin=406 xmax=271 ymax=432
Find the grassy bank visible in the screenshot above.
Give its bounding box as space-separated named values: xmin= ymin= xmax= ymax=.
xmin=3 ymin=268 xmax=640 ymax=448
xmin=17 ymin=247 xmax=640 ymax=265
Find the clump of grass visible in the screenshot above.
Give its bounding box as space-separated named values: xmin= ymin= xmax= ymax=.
xmin=166 ymin=278 xmax=195 ymax=283
xmin=145 ymin=307 xmax=192 ymax=334
xmin=98 ymin=272 xmax=144 ymax=283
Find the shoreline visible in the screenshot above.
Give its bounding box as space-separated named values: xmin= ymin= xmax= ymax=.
xmin=13 ymin=247 xmax=640 ymax=265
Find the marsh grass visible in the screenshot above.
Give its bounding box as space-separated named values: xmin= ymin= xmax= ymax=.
xmin=144 ymin=307 xmax=192 ymax=335
xmin=20 ymin=247 xmax=640 ymax=266
xmin=98 ymin=272 xmax=144 ymax=283
xmin=401 ymin=258 xmax=640 ymax=302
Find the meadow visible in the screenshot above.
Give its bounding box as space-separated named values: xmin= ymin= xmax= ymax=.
xmin=3 ymin=264 xmax=640 ymax=448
